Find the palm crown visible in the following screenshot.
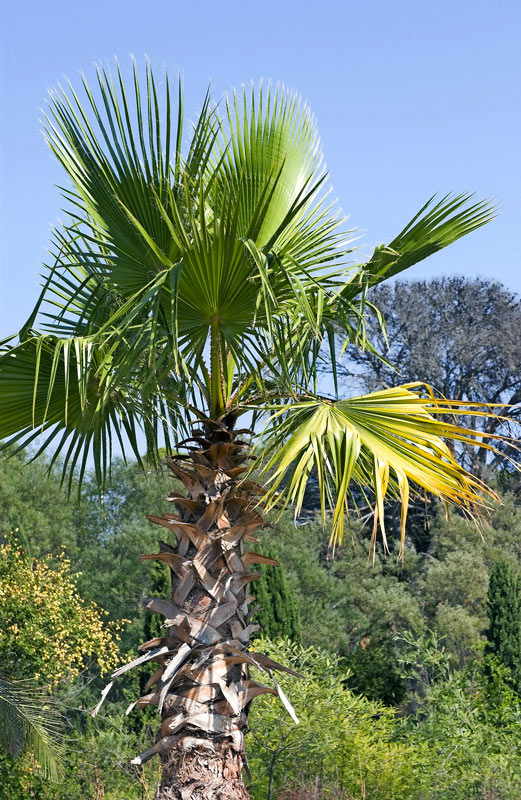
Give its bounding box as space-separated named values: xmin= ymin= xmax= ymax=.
xmin=0 ymin=62 xmax=500 ymax=549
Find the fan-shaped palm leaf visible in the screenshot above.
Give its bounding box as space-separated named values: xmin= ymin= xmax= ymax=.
xmin=341 ymin=193 xmax=496 ymax=302
xmin=258 ymin=384 xmax=509 ymax=553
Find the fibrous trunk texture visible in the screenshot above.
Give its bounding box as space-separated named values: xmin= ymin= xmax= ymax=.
xmin=157 ymin=738 xmax=248 ymax=800
xmin=94 ymin=416 xmax=299 ymax=800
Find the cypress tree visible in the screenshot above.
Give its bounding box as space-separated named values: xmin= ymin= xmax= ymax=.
xmin=252 ymin=545 xmax=301 ymax=642
xmin=486 ymin=558 xmax=521 ymax=693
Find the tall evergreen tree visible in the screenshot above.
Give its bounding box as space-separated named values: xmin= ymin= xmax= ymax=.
xmin=486 ymin=559 xmax=521 ymax=693
xmin=252 ymin=546 xmax=301 ymax=643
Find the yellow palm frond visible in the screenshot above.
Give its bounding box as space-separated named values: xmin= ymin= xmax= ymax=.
xmin=257 ymin=384 xmax=514 ymax=555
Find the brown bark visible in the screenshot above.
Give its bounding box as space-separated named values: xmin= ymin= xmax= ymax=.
xmin=156 ymin=737 xmax=249 ymax=800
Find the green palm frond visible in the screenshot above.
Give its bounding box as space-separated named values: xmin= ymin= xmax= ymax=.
xmin=44 ymin=62 xmax=217 ymax=271
xmin=213 ymin=84 xmax=322 ymax=248
xmin=257 ymin=384 xmax=508 ymax=553
xmin=40 ymin=69 xmax=356 ymax=364
xmin=341 ymin=193 xmax=496 ymax=302
xmin=0 ymin=333 xmax=187 ymax=492
xmin=0 ymin=679 xmax=63 ymax=780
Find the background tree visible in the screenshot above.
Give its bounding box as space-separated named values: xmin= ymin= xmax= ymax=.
xmin=0 ymin=62 xmax=500 ymax=799
xmin=0 ymin=542 xmax=123 ymax=686
xmin=0 ymin=533 xmax=131 ymax=796
xmin=340 ymin=277 xmax=521 ymax=478
xmin=486 ymin=558 xmax=521 ymax=693
xmin=251 ymin=546 xmax=301 ymax=643
xmin=247 ymin=638 xmax=418 ymax=800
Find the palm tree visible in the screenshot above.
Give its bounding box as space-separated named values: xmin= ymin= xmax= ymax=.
xmin=0 ymin=62 xmax=503 ymax=798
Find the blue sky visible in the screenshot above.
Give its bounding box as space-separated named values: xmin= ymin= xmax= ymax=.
xmin=1 ymin=0 xmax=520 ymax=339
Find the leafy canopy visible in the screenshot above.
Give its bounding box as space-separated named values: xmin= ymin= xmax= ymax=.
xmin=247 ymin=637 xmax=418 ymax=799
xmin=0 ymin=61 xmax=502 ymax=547
xmin=486 ymin=558 xmax=521 ymax=693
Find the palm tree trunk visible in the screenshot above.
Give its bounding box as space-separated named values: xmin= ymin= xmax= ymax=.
xmin=156 ymin=738 xmax=248 ymax=800
xmin=124 ymin=415 xmax=290 ymax=799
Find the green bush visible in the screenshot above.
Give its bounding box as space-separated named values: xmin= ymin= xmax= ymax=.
xmin=247 ymin=637 xmax=418 ymax=800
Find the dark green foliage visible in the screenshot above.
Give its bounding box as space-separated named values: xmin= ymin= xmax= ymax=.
xmin=486 ymin=559 xmax=521 ymax=693
xmin=251 ymin=546 xmax=301 ymax=643
xmin=247 ymin=638 xmax=417 ymax=800
xmin=344 ymin=633 xmax=405 ymax=705
xmin=143 ymin=562 xmax=170 ymax=642
xmin=400 ymin=635 xmax=521 ymax=799
xmin=259 ymin=515 xmax=425 ymax=701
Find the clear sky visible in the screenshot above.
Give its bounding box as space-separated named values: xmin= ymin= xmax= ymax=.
xmin=1 ymin=0 xmax=520 ymax=339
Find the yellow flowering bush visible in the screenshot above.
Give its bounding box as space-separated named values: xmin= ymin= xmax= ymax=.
xmin=0 ymin=543 xmax=125 ymax=685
